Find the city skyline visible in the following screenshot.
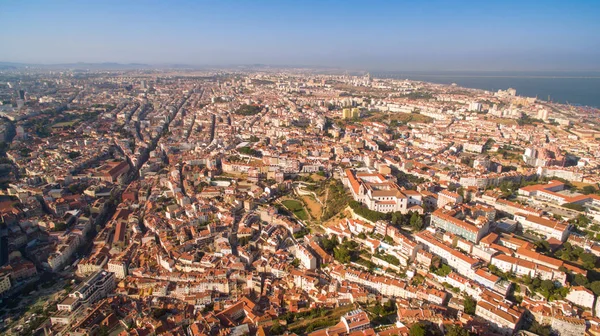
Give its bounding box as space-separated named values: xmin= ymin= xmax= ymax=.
xmin=1 ymin=0 xmax=599 ymax=71
xmin=3 ymin=1 xmax=600 ymax=335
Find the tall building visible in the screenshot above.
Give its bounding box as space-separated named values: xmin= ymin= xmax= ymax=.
xmin=342 ymin=108 xmax=352 ymax=119
xmin=342 ymin=108 xmax=360 ymax=119
xmin=18 ymin=89 xmax=25 ymax=100
xmin=107 ymin=259 xmax=128 ymax=279
xmin=469 ymin=102 xmax=482 ymax=112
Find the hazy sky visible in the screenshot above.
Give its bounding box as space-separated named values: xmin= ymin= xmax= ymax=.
xmin=1 ymin=0 xmax=599 ymax=71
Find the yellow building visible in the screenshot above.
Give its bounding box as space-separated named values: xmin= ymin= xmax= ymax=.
xmin=342 ymin=108 xmax=352 ymax=119
xmin=342 ymin=107 xmax=360 ymax=119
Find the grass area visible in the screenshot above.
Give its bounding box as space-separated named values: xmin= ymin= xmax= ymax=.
xmin=301 ymin=195 xmax=322 ymax=220
xmin=310 ymin=173 xmax=326 ymax=181
xmin=572 ymin=181 xmax=598 ymax=190
xmin=52 ymin=120 xmax=78 ymax=128
xmin=322 ymin=209 xmax=351 ymax=228
xmin=287 ymin=304 xmax=355 ymax=334
xmin=366 ymin=111 xmax=433 ymax=124
xmin=322 ymin=180 xmax=353 ymax=221
xmin=282 ymin=199 xmax=309 ymax=220
xmin=489 ymin=117 xmax=518 ymax=126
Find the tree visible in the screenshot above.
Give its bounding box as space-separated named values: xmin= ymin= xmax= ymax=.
xmin=238 ymin=146 xmax=261 ymax=157
xmin=321 ymin=236 xmax=338 ymax=253
xmin=357 ymin=232 xmax=367 ymax=239
xmin=334 ymin=246 xmax=351 ymax=264
xmin=590 ymin=281 xmax=600 ymax=296
xmin=371 ymin=303 xmax=385 ymax=316
xmin=534 ymin=240 xmax=551 ymax=253
xmin=409 ymin=323 xmax=427 ymax=336
xmin=235 ymin=104 xmax=262 ymax=116
xmin=572 ymin=274 xmax=589 ymax=286
xmin=348 ymin=201 xmax=387 ymax=222
xmin=580 ymin=253 xmax=597 ymax=270
xmin=582 ymin=185 xmax=596 ymax=195
xmin=432 ymin=263 xmax=452 ymax=277
xmin=383 ymin=299 xmax=396 ymax=314
xmin=391 ymin=212 xmax=406 ymax=226
xmin=271 ymin=320 xmax=284 ymax=335
xmin=463 ymin=296 xmax=477 ymax=315
xmin=572 ymin=214 xmax=591 ymax=227
xmin=410 ymin=212 xmax=424 ymax=231
xmin=457 ymin=187 xmax=465 ymax=199
xmin=540 ymin=280 xmax=555 ymax=292
xmin=563 ymin=203 xmax=585 ymax=212
xmin=445 ymin=325 xmax=471 ymax=336
xmin=528 ymin=321 xmax=552 ymax=336
xmin=97 ymin=326 xmax=110 ymax=336
xmin=152 ymin=308 xmax=168 ymax=319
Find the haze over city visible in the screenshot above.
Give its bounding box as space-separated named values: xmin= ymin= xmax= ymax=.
xmin=4 ymin=2 xmax=600 ymax=336
xmin=1 ymin=0 xmax=600 ymax=71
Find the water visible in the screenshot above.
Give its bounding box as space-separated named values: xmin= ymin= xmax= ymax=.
xmin=372 ymin=71 xmax=600 ymax=108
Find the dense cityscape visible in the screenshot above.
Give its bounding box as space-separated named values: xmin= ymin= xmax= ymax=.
xmin=0 ymin=67 xmax=598 ymax=336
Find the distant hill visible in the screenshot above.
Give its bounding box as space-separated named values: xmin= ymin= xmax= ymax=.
xmin=0 ymin=61 xmax=345 ymax=72
xmin=0 ymin=62 xmax=153 ymax=70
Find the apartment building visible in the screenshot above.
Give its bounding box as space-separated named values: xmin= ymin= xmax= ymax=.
xmin=565 ymin=286 xmax=595 ymax=310
xmin=46 ymin=234 xmax=81 ymax=271
xmin=415 ymin=232 xmax=479 ymax=278
xmin=513 ymin=213 xmax=570 ymax=242
xmin=0 ymin=272 xmax=11 ymax=296
xmin=295 ymin=245 xmax=317 ymax=270
xmin=437 ymin=189 xmax=463 ymax=208
xmin=431 ymin=207 xmax=490 ymax=244
xmin=69 ymin=270 xmax=116 ymax=308
xmin=107 ymin=259 xmax=128 ymax=279
xmin=475 ymin=290 xmax=524 ymax=336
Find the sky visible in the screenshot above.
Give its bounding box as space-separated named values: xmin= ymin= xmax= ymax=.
xmin=0 ymin=0 xmax=599 ymax=71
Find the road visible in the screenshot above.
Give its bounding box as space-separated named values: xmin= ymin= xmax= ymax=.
xmin=26 ymin=93 xmax=191 ymax=336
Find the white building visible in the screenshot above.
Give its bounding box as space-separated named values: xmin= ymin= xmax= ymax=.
xmin=469 ymin=102 xmax=482 ymax=112
xmin=513 ymin=213 xmax=570 ymax=242
xmin=415 ymin=232 xmax=479 ymax=279
xmin=107 ymin=259 xmax=128 ymax=279
xmin=565 ymin=286 xmax=595 ymax=310
xmin=295 ymin=245 xmax=317 ymax=270
xmin=343 ymin=169 xmax=409 ymax=214
xmin=437 ymin=190 xmax=463 ymax=208
xmin=69 ymin=270 xmax=116 ymax=307
xmin=475 ymin=290 xmax=524 ymax=336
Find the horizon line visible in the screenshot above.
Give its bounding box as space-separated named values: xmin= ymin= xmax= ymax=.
xmin=1 ymin=60 xmax=600 ymax=73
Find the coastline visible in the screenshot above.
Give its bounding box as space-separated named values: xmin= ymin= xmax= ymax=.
xmin=372 ymin=71 xmax=600 ymax=108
